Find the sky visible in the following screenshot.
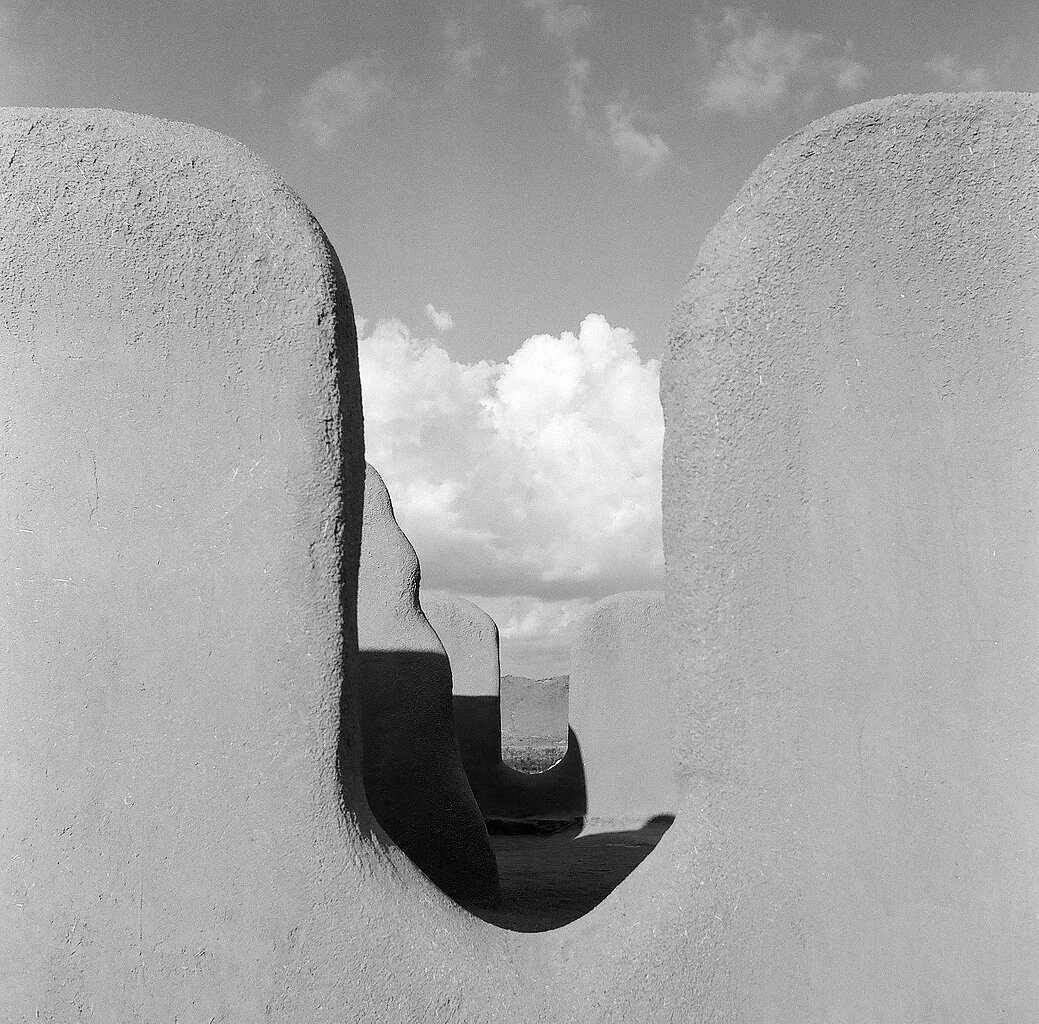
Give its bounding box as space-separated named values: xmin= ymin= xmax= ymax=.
xmin=7 ymin=0 xmax=1039 ymax=674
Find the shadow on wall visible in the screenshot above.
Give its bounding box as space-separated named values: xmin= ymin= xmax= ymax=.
xmin=356 ymin=464 xmax=500 ymax=910
xmin=423 ymin=589 xmax=677 ymax=929
xmin=355 ymin=651 xmax=499 ymax=908
xmin=365 ymin=515 xmax=674 ymax=929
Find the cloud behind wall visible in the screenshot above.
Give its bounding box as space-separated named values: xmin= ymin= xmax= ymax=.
xmin=923 ymin=53 xmax=995 ymax=92
xmin=357 ymin=313 xmax=664 ymax=676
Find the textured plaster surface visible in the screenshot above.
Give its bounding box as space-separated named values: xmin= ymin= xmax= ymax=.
xmin=662 ymin=91 xmax=1039 ymax=1017
xmin=356 ymin=466 xmax=499 ymax=907
xmin=568 ymin=591 xmax=678 ymax=830
xmin=8 ymin=94 xmax=1037 ymax=1022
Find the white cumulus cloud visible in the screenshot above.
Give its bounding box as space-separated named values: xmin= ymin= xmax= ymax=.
xmin=701 ymin=7 xmax=869 ymax=116
xmin=357 ymin=313 xmax=664 ymax=672
xmin=300 ymin=57 xmax=394 ymax=148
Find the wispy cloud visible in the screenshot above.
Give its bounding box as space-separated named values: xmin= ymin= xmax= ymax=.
xmin=924 ymin=52 xmax=994 ymax=91
xmin=605 ymin=101 xmax=672 ymax=178
xmin=523 ymin=0 xmax=594 ymax=131
xmin=700 ymin=7 xmax=869 ymax=116
xmin=240 ymin=78 xmax=267 ymax=107
xmin=523 ymin=0 xmax=592 ymax=41
xmin=424 ymin=303 xmax=455 ymax=333
xmin=566 ymin=57 xmax=591 ymax=130
xmin=521 ymin=0 xmax=672 ymax=178
xmin=444 ymin=19 xmax=485 ymax=91
xmin=300 ymin=57 xmax=394 ymax=148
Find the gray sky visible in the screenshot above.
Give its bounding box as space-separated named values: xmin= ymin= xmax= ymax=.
xmin=9 ymin=1 xmax=1039 ymax=673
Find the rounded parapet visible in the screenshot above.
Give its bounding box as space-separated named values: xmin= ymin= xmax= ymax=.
xmin=422 ymin=594 xmax=586 ymax=824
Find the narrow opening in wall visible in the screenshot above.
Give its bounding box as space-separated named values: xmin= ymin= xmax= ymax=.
xmin=499 ymin=673 xmax=569 ymax=774
xmin=362 ymin=474 xmax=677 ymax=933
xmin=413 ymin=588 xmax=677 ymax=932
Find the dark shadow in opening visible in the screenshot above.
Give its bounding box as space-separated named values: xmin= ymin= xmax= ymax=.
xmin=469 ymin=814 xmax=676 ymax=932
xmin=452 ymin=693 xmax=672 ymax=931
xmin=354 ymin=661 xmax=668 ymax=929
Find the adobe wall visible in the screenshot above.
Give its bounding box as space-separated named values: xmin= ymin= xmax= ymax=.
xmin=657 ymin=91 xmax=1039 ymax=1016
xmin=8 ymin=94 xmax=1039 ymax=1022
xmin=0 ymin=107 xmax=524 ymax=1023
xmin=356 ymin=467 xmax=499 ymax=908
xmin=567 ymin=591 xmax=678 ymax=830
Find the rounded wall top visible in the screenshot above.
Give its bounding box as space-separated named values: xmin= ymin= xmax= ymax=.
xmin=0 ymin=107 xmax=341 ymax=323
xmin=669 ymin=91 xmax=1039 ymax=364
